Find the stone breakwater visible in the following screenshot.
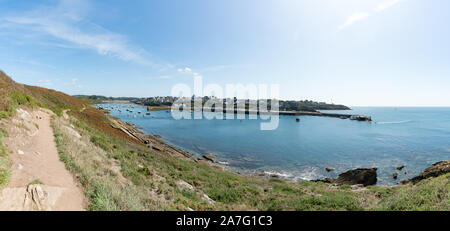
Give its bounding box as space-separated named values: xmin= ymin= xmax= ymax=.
xmin=148 ymin=106 xmax=373 ymax=122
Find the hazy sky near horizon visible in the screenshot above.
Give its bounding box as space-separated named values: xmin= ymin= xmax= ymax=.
xmin=0 ymin=0 xmax=449 ymax=106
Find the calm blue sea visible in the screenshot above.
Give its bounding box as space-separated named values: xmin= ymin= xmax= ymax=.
xmin=100 ymin=104 xmax=450 ymax=185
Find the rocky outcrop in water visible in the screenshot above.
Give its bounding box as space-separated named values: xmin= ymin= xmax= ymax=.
xmin=202 ymin=155 xmax=215 ymax=163
xmin=396 ymin=165 xmax=405 ymax=171
xmin=315 ymin=168 xmax=378 ymax=186
xmin=350 ymin=115 xmax=372 ymax=122
xmin=392 ymin=173 xmax=398 ymax=179
xmin=401 ymin=161 xmax=450 ymax=185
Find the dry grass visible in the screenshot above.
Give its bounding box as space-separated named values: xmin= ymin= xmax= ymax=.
xmin=0 ymin=126 xmax=11 ymax=189
xmin=70 ymin=107 xmax=141 ymax=144
xmin=1 ymin=70 xmax=86 ymax=118
xmin=51 ymin=115 xmax=169 ymax=210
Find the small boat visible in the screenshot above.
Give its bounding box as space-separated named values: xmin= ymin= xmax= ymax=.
xmin=296 ymin=118 xmax=300 ymax=122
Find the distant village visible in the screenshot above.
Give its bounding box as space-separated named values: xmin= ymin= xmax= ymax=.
xmin=75 ymin=95 xmax=350 ymax=112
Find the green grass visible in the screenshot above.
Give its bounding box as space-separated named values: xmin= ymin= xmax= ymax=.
xmin=52 ymin=116 xmax=166 ymax=211
xmin=10 ymin=92 xmax=32 ymax=106
xmin=0 ymin=111 xmax=9 ymax=119
xmin=0 ymin=127 xmax=11 ymax=189
xmin=28 ymin=178 xmax=44 ymax=186
xmin=370 ymin=173 xmax=450 ymax=211
xmin=0 ymin=92 xmax=36 ymax=119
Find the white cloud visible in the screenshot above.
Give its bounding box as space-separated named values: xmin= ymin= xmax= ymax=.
xmin=2 ymin=0 xmax=150 ymax=65
xmin=338 ymin=0 xmax=407 ymax=30
xmin=376 ymin=0 xmax=406 ymax=12
xmin=176 ymin=67 xmax=204 ymax=79
xmin=178 ymin=67 xmax=193 ymax=74
xmin=338 ymin=12 xmax=370 ymax=30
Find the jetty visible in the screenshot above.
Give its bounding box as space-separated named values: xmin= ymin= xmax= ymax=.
xmin=173 ymin=107 xmax=372 ymax=122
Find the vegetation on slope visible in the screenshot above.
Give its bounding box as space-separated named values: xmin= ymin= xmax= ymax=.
xmin=0 ymin=70 xmax=86 ymax=118
xmin=0 ymin=127 xmax=11 ymax=189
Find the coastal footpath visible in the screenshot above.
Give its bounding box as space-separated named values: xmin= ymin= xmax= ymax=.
xmin=0 ymin=71 xmax=449 ymax=211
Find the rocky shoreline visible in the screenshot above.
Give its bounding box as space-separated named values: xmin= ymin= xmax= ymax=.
xmin=102 ymin=108 xmax=449 ymax=188
xmin=108 ymin=116 xmax=195 ymax=160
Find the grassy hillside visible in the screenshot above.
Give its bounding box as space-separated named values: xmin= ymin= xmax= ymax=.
xmin=0 ymin=70 xmax=85 ymax=118
xmin=0 ymin=126 xmax=10 ymax=188
xmin=0 ymin=70 xmax=448 ymax=211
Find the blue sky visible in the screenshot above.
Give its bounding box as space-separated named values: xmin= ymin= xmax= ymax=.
xmin=0 ymin=0 xmax=449 ymax=106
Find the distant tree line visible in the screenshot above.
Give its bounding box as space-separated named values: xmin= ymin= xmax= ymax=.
xmin=74 ymin=95 xmax=350 ymax=112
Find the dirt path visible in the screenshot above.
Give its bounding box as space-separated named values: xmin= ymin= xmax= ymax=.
xmin=0 ymin=108 xmax=85 ymax=211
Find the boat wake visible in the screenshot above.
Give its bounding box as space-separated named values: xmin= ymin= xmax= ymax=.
xmin=376 ymin=120 xmax=412 ymax=125
xmin=263 ymin=167 xmax=323 ymax=181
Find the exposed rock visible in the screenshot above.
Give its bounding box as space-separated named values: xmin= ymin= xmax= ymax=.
xmin=152 ymin=145 xmax=163 ymax=151
xmin=350 ymin=115 xmax=372 ymax=122
xmin=176 ymin=180 xmax=194 ymax=191
xmin=24 ymin=184 xmax=49 ymax=211
xmin=392 ymin=173 xmax=398 ymax=180
xmin=401 ymin=161 xmax=450 ymax=185
xmin=63 ymin=125 xmax=82 ymax=139
xmin=0 ymin=185 xmax=64 ymax=211
xmin=202 ymin=155 xmax=215 ymax=163
xmin=351 ymin=184 xmax=367 ymax=192
xmin=314 ymin=168 xmax=378 ymax=186
xmin=306 ymin=192 xmax=322 ymax=197
xmin=396 ymin=165 xmax=405 ymax=171
xmin=203 ymin=194 xmax=216 ymax=204
xmin=325 ymin=168 xmax=334 ymax=172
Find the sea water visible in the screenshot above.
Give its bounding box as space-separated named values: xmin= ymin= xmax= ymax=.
xmin=100 ymin=104 xmax=450 ymax=185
